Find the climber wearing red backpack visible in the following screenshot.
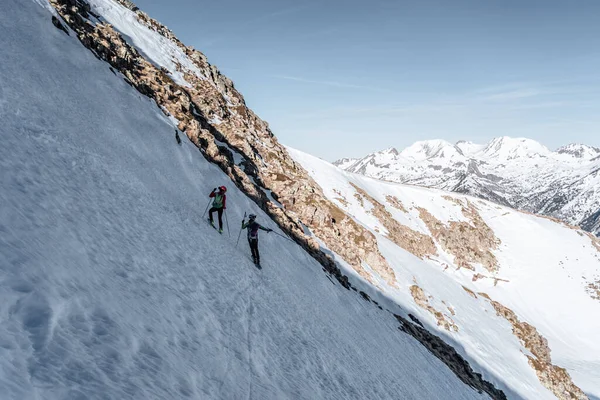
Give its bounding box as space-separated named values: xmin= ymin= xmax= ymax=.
xmin=208 ymin=186 xmax=227 ymax=233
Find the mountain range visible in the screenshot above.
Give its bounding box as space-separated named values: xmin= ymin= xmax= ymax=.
xmin=2 ymin=0 xmax=600 ymax=399
xmin=335 ymin=137 xmax=600 ymax=236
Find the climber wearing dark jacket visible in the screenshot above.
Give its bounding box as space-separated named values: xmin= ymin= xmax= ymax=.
xmin=241 ymin=214 xmax=272 ymax=266
xmin=208 ymin=186 xmax=227 ymax=233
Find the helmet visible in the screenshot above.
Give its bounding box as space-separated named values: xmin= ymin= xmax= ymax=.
xmin=219 ymin=185 xmax=227 ymax=193
xmin=248 ymin=214 xmax=256 ymax=220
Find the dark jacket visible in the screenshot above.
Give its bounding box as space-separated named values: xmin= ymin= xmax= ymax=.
xmin=242 ymin=220 xmax=270 ymax=240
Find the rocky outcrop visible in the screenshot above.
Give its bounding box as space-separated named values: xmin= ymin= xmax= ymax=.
xmin=410 ymin=285 xmax=458 ymax=332
xmin=417 ymin=199 xmax=500 ymax=273
xmin=332 ymin=189 xmax=350 ymax=207
xmin=350 ymin=183 xmax=437 ymax=260
xmin=462 ymin=286 xmax=478 ymax=299
xmin=393 ymin=314 xmax=506 ymax=400
xmin=472 ymin=273 xmax=509 ymax=286
xmin=488 ymin=299 xmax=587 ymax=399
xmin=586 ymin=280 xmax=600 ymax=301
xmin=385 ymin=195 xmax=407 ymax=212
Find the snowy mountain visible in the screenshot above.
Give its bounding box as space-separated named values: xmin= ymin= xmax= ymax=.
xmin=295 ymin=148 xmax=600 ymax=400
xmin=3 ymin=0 xmax=600 ymax=399
xmin=335 ymin=138 xmax=600 ymax=236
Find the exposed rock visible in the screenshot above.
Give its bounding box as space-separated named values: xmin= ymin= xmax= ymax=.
xmin=350 ymin=183 xmax=437 ymax=259
xmin=393 ymin=314 xmax=507 ymax=400
xmin=417 ymin=200 xmax=500 ymax=272
xmin=410 ymin=285 xmax=458 ymax=332
xmin=462 ymin=286 xmax=478 ymax=299
xmin=586 ymin=279 xmax=600 ymax=301
xmin=385 ymin=195 xmax=407 ymax=213
xmin=477 ymin=292 xmax=491 ymax=300
xmin=51 ymin=15 xmax=69 ymax=35
xmin=332 ymin=189 xmax=350 ymax=207
xmin=489 ymin=300 xmax=587 ymax=399
xmin=472 ymin=273 xmax=509 ymax=286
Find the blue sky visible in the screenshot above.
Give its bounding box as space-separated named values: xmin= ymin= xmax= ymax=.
xmin=134 ymin=0 xmax=600 ymax=161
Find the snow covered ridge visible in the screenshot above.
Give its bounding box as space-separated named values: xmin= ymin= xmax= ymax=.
xmin=293 ymin=148 xmax=600 ymax=400
xmin=29 ymin=0 xmax=599 ymax=398
xmin=335 ymin=137 xmax=600 ymax=236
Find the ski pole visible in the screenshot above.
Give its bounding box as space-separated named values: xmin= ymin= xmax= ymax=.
xmin=271 ymin=230 xmax=295 ymax=242
xmin=224 ymin=209 xmax=231 ymax=238
xmin=202 ymin=198 xmax=211 ymax=219
xmin=236 ymin=212 xmax=246 ymax=248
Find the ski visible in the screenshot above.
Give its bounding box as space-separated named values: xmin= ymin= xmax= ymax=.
xmin=206 ymin=218 xmax=223 ymax=234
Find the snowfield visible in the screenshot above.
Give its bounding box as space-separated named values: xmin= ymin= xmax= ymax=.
xmin=290 ymin=148 xmax=600 ymax=399
xmin=0 ymin=1 xmax=498 ymax=399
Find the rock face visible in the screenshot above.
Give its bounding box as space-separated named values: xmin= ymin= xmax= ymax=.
xmin=350 ymin=183 xmax=437 ymax=262
xmin=417 ymin=197 xmax=500 ymax=273
xmin=393 ymin=313 xmax=506 ymax=400
xmin=48 ymin=0 xmax=393 ymax=290
xmin=410 ymin=285 xmax=458 ymax=332
xmin=489 ymin=299 xmax=588 ymax=400
xmin=337 ymin=138 xmax=600 ymax=237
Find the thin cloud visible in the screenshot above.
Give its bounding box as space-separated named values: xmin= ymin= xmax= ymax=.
xmin=273 ymin=75 xmax=393 ymax=93
xmin=485 ymin=89 xmax=541 ymax=101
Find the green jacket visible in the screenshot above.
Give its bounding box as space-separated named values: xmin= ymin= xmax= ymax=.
xmin=209 ymin=190 xmax=226 ymax=209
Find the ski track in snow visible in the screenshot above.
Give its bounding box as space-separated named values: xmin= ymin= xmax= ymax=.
xmin=0 ymin=1 xmax=491 ymax=399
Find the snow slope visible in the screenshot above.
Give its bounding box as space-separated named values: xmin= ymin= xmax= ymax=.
xmin=88 ymin=0 xmax=204 ymax=87
xmin=336 ymin=138 xmax=600 ymax=236
xmin=291 ymin=148 xmax=600 ymax=399
xmin=0 ymin=1 xmax=494 ymax=399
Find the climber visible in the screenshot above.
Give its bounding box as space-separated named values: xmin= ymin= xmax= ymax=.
xmin=208 ymin=186 xmax=227 ymax=233
xmin=241 ymin=214 xmax=272 ymax=267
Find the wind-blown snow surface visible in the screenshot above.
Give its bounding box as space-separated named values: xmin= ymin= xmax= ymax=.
xmin=0 ymin=1 xmax=494 ymax=399
xmin=290 ymin=149 xmax=600 ymax=399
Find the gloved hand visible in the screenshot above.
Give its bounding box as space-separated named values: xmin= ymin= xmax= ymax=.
xmin=213 ymin=188 xmax=217 ymax=192
xmin=267 ymin=229 xmax=273 ymax=232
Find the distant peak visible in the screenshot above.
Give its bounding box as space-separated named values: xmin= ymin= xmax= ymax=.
xmin=399 ymin=139 xmax=463 ymax=161
xmin=482 ymin=136 xmax=550 ymax=160
xmin=455 ymin=140 xmax=485 ymax=156
xmin=332 ymin=157 xmax=359 ymax=168
xmin=381 ymin=147 xmax=399 ymax=156
xmin=556 ymin=143 xmax=600 ymax=159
